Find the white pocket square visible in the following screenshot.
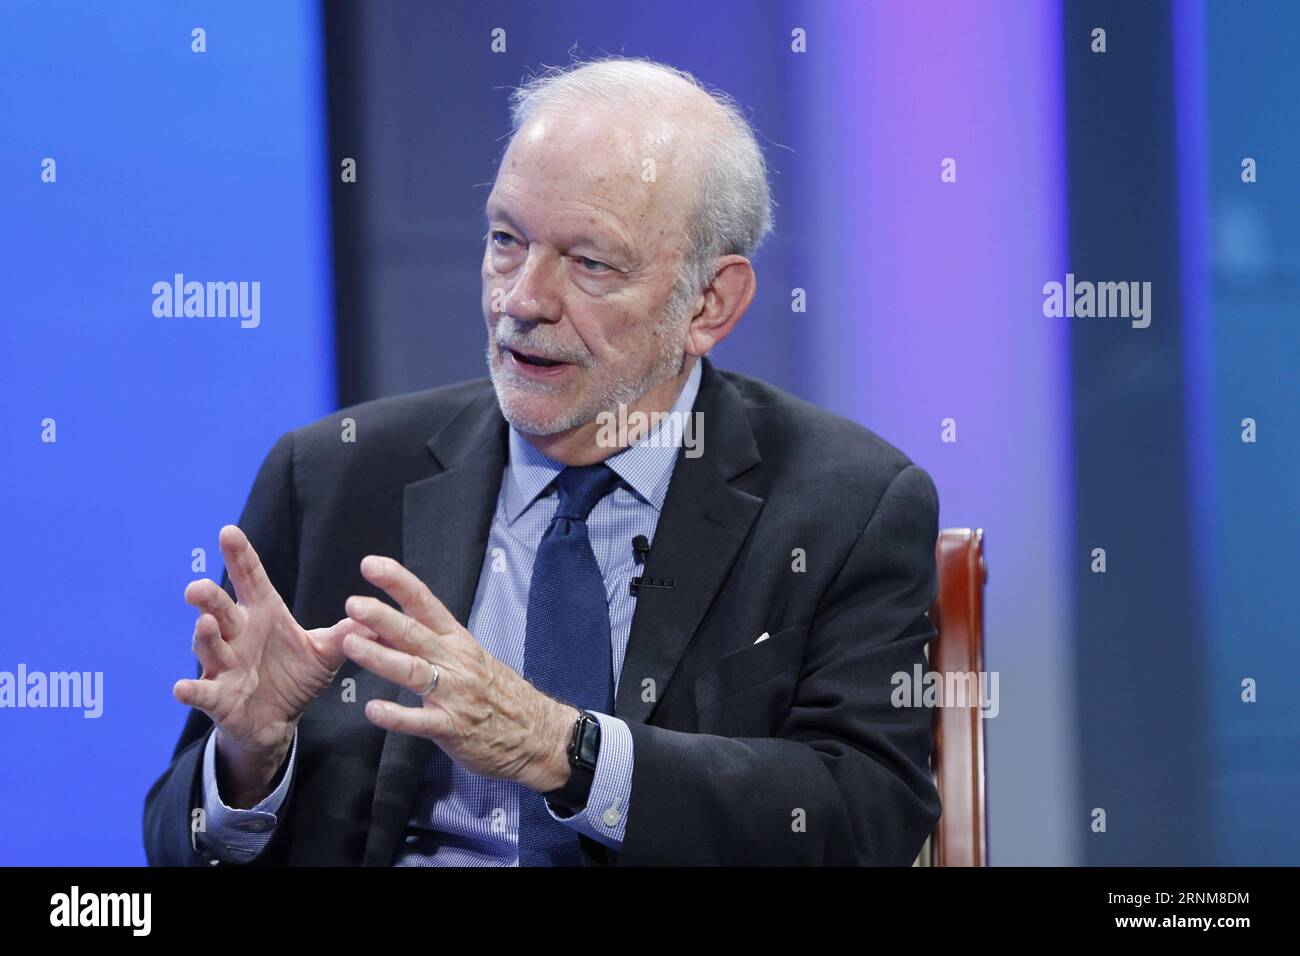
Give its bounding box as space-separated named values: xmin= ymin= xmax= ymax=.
xmin=754 ymin=631 xmax=770 ymax=644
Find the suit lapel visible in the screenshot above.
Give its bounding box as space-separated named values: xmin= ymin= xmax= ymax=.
xmin=614 ymin=358 xmax=763 ymax=726
xmin=362 ymin=391 xmax=507 ymax=866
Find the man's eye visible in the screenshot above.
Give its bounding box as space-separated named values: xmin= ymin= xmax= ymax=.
xmin=491 ymin=231 xmax=517 ymax=248
xmin=578 ymin=256 xmax=611 ymax=273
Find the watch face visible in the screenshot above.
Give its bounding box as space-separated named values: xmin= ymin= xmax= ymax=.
xmin=575 ymin=715 xmax=601 ymax=767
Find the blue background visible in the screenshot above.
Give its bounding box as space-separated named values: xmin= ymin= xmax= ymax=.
xmin=0 ymin=1 xmax=334 ymax=864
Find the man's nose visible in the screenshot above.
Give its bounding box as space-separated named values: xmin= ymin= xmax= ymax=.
xmin=502 ymin=248 xmax=561 ymax=323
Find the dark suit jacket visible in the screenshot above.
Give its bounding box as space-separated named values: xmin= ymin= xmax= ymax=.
xmin=143 ymin=357 xmax=942 ymax=866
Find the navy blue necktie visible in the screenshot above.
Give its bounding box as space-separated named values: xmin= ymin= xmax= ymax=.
xmin=518 ymin=464 xmax=621 ymax=867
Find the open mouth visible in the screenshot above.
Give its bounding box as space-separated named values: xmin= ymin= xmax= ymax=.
xmin=503 ymin=346 xmax=570 ymax=370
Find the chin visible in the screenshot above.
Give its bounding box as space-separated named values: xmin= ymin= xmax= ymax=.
xmin=493 ymin=381 xmax=590 ymax=436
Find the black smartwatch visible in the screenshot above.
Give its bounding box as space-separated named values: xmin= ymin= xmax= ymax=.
xmin=542 ymin=711 xmax=601 ymax=814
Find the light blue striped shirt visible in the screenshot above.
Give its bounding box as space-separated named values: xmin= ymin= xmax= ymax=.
xmin=197 ymin=359 xmax=701 ymax=864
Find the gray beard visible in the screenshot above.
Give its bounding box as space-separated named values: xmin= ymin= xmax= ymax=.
xmin=486 ymin=336 xmax=686 ymax=437
xmin=485 ymin=305 xmax=688 ymax=437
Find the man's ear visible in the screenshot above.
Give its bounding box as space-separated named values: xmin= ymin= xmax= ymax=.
xmin=683 ymin=255 xmax=757 ymax=357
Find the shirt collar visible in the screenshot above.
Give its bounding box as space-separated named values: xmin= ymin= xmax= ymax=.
xmin=503 ymin=358 xmax=703 ymax=524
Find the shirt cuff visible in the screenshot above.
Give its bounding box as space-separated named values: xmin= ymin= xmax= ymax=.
xmin=196 ymin=726 xmax=296 ymax=864
xmin=545 ymin=711 xmax=632 ymax=851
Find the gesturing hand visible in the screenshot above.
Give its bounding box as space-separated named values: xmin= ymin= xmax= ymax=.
xmin=174 ymin=525 xmax=375 ymax=802
xmin=341 ymin=555 xmax=577 ymax=795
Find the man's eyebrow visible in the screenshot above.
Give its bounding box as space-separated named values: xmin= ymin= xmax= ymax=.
xmin=570 ymin=232 xmax=634 ymax=262
xmin=484 ymin=201 xmax=517 ymax=226
xmin=485 ymin=204 xmax=634 ymax=263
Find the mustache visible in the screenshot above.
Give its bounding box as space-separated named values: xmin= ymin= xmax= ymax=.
xmin=492 ymin=321 xmax=593 ymax=367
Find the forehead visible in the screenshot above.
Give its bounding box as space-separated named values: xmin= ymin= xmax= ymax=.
xmin=486 ymin=111 xmax=688 ymax=250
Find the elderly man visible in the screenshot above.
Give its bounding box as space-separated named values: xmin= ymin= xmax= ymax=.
xmin=143 ymin=57 xmax=941 ymax=866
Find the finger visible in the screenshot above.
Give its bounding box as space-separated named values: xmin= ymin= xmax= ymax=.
xmin=220 ymin=524 xmax=274 ymax=606
xmin=311 ymin=617 xmax=379 ymax=671
xmin=344 ymin=594 xmax=435 ymax=658
xmin=360 ymin=555 xmax=458 ymax=635
xmin=192 ymin=613 xmax=234 ymax=675
xmin=173 ymin=677 xmax=221 ymax=714
xmin=184 ymin=578 xmax=243 ymax=637
xmin=342 ymin=632 xmax=439 ymax=696
xmin=363 ymin=697 xmax=449 ymax=740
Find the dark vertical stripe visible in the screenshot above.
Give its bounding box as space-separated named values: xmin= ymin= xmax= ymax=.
xmin=1063 ymin=0 xmax=1212 ymax=864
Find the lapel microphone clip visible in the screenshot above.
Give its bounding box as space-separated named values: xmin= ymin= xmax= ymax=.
xmin=629 ymin=534 xmax=673 ymax=595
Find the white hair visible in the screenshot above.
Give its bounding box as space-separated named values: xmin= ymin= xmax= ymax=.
xmin=508 ymin=57 xmax=774 ymax=320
